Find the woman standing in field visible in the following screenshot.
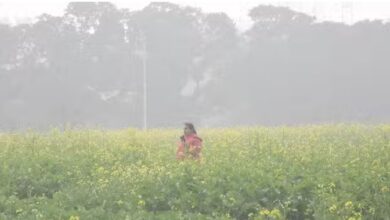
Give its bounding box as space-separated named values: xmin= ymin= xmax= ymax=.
xmin=176 ymin=123 xmax=203 ymax=160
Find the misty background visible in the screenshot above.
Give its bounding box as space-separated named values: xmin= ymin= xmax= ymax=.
xmin=0 ymin=2 xmax=389 ymax=130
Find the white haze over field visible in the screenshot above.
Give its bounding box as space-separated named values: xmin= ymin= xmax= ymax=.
xmin=1 ymin=1 xmax=390 ymax=129
xmin=1 ymin=0 xmax=390 ymax=31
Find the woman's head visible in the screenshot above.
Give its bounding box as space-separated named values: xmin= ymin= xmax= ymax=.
xmin=184 ymin=122 xmax=196 ymax=135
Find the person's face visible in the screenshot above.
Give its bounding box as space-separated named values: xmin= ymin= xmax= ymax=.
xmin=184 ymin=126 xmax=192 ymax=135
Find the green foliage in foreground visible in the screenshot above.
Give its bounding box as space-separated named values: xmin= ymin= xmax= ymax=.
xmin=0 ymin=125 xmax=389 ymax=220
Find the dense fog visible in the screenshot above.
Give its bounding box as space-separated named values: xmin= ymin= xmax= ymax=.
xmin=0 ymin=2 xmax=389 ymax=130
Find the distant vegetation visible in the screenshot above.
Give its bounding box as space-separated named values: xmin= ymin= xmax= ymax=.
xmin=1 ymin=2 xmax=390 ymax=129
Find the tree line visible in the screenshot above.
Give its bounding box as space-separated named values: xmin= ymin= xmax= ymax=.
xmin=0 ymin=2 xmax=389 ymax=129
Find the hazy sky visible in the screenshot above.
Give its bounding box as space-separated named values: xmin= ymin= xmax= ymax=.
xmin=1 ymin=0 xmax=390 ymax=30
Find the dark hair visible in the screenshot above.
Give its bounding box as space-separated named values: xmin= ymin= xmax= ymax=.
xmin=184 ymin=122 xmax=197 ymax=134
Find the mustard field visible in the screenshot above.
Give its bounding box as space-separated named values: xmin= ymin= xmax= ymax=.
xmin=0 ymin=125 xmax=389 ymax=220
